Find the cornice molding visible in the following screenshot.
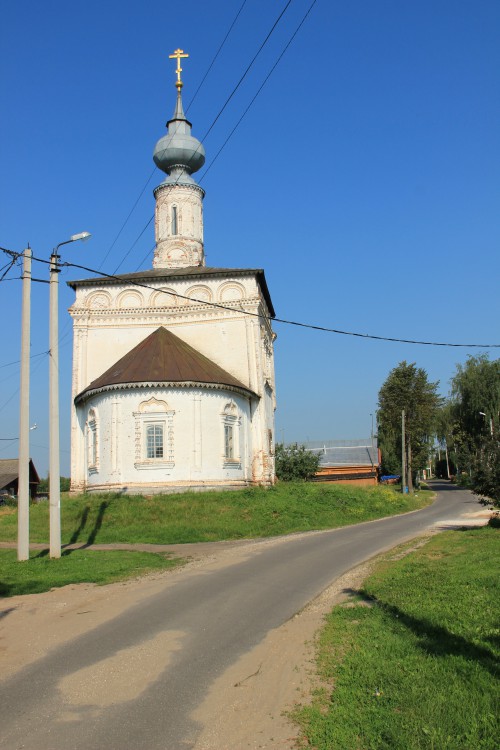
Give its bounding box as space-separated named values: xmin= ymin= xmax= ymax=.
xmin=75 ymin=380 xmax=259 ymax=405
xmin=153 ymin=181 xmax=205 ymax=199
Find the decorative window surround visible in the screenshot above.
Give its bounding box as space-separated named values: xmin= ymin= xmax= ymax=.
xmin=87 ymin=408 xmax=99 ymax=474
xmin=134 ymin=397 xmax=175 ymax=470
xmin=222 ymin=401 xmax=242 ymax=469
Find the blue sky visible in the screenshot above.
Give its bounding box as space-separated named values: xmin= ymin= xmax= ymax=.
xmin=1 ymin=0 xmax=499 ymax=476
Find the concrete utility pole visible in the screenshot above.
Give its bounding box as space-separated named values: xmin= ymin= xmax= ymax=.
xmin=49 ymin=247 xmax=61 ymax=558
xmin=49 ymin=232 xmax=91 ymax=559
xmin=401 ymin=409 xmax=406 ymax=493
xmin=17 ymin=246 xmax=32 ymax=561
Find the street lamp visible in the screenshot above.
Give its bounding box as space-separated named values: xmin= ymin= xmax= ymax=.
xmin=479 ymin=412 xmax=494 ymax=436
xmin=49 ymin=232 xmax=91 ymax=558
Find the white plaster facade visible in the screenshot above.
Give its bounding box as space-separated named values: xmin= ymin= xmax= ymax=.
xmin=153 ymin=183 xmax=204 ymax=269
xmin=79 ymin=388 xmax=252 ymax=494
xmin=69 ymin=269 xmax=276 ymax=493
xmin=68 ymin=69 xmax=276 ymax=494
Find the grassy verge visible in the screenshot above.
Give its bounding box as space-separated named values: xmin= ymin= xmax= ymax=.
xmin=0 ymin=484 xmax=434 ymax=545
xmin=0 ymin=548 xmax=183 ymax=597
xmin=293 ymin=526 xmax=500 ymax=750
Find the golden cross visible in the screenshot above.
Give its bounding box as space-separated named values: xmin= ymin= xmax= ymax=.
xmin=169 ymin=48 xmax=189 ymax=90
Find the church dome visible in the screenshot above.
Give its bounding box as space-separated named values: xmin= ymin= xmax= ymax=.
xmin=153 ymin=91 xmax=205 ymax=184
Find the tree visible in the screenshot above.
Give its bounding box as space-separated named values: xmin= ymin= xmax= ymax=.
xmin=470 ymin=435 xmax=500 ymax=508
xmin=449 ymin=355 xmax=500 ymax=506
xmin=434 ymin=402 xmax=459 ymax=478
xmin=37 ymin=475 xmax=71 ymax=493
xmin=275 ymin=443 xmax=320 ymax=482
xmin=378 ymin=361 xmax=442 ymax=492
xmin=450 ymin=355 xmax=500 ymax=443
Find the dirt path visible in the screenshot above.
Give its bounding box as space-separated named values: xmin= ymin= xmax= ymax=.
xmin=0 ymin=508 xmax=491 ymax=750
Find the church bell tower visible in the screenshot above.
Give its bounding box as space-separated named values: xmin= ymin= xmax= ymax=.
xmin=152 ymin=49 xmax=206 ymax=269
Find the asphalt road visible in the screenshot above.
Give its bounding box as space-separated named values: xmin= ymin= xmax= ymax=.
xmin=0 ymin=482 xmax=484 ymax=749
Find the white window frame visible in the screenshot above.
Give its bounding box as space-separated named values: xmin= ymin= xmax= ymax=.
xmin=87 ymin=408 xmax=99 ymax=474
xmin=221 ymin=401 xmax=241 ymax=468
xmin=224 ymin=423 xmax=234 ymax=460
xmin=134 ymin=398 xmax=175 ymax=470
xmin=146 ymin=422 xmax=165 ymax=459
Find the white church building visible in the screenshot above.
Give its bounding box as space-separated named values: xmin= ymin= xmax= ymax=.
xmin=67 ymin=51 xmax=276 ymax=494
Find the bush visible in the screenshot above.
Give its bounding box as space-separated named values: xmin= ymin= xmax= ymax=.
xmin=275 ymin=443 xmax=320 ymax=482
xmin=0 ymin=494 xmax=17 ymax=507
xmin=471 ymin=436 xmax=500 ymax=508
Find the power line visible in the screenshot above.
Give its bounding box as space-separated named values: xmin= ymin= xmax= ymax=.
xmin=0 ymin=255 xmax=20 ymax=283
xmin=202 ymin=0 xmax=319 ymax=181
xmin=185 ymin=0 xmax=248 ymax=113
xmin=0 ymin=439 xmax=18 ymax=455
xmin=104 ymin=0 xmax=296 ymax=275
xmin=199 ymin=0 xmax=293 ymax=145
xmin=0 ymin=351 xmax=48 ymax=370
xmin=0 ymin=348 xmax=47 ymax=415
xmin=26 ymin=253 xmax=498 ymax=349
xmin=97 ymin=0 xmax=251 ymax=276
xmin=98 ymin=169 xmax=157 ymax=272
xmin=134 ymin=245 xmax=156 ymax=273
xmin=113 ymin=216 xmax=154 ymax=274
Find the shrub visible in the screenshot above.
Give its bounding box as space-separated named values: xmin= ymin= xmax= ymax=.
xmin=275 ymin=443 xmax=320 ymax=482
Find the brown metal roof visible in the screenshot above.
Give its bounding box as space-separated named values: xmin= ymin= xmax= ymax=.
xmin=67 ymin=266 xmax=275 ymax=317
xmin=75 ymin=326 xmax=257 ymax=404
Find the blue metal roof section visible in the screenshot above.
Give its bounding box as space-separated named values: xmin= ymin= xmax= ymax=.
xmin=153 ymin=87 xmax=205 ymax=188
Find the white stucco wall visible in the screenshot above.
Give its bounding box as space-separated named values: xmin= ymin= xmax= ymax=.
xmin=69 ymin=271 xmax=276 ymax=493
xmin=76 ymin=386 xmax=253 ymax=493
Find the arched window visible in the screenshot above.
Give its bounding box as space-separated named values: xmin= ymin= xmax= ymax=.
xmin=221 ymin=401 xmax=241 ymax=467
xmin=87 ymin=408 xmax=98 ymax=472
xmin=224 ymin=424 xmax=234 ymax=459
xmin=172 ymin=205 xmax=178 ymax=235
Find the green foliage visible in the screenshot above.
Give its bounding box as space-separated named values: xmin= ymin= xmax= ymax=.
xmin=60 ymin=476 xmax=71 ymax=492
xmin=378 ymin=361 xmax=442 ymax=490
xmin=470 ymin=436 xmax=500 ymax=508
xmin=449 ymin=355 xmax=500 ymax=506
xmin=435 ymin=457 xmax=456 ymax=479
xmin=0 ymin=484 xmax=434 ymax=545
xmin=274 ymin=442 xmax=320 ymax=481
xmin=0 ymin=548 xmax=182 ymax=597
xmin=37 ymin=476 xmax=70 ymax=493
xmin=293 ymin=527 xmax=500 ymax=749
xmin=0 ymin=494 xmax=17 ymax=507
xmin=451 ymin=355 xmax=500 ymax=442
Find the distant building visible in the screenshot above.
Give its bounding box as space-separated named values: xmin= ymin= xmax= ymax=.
xmin=0 ymin=458 xmax=40 ymax=500
xmin=304 ymin=440 xmax=380 ymax=486
xmin=67 ymin=51 xmax=276 ymax=494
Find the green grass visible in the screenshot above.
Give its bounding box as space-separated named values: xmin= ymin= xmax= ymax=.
xmin=0 ymin=548 xmax=182 ymax=597
xmin=0 ymin=483 xmax=433 ymax=545
xmin=293 ymin=526 xmax=500 ymax=750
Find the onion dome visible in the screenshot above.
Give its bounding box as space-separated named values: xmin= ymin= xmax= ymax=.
xmin=153 ymin=88 xmax=205 ymax=186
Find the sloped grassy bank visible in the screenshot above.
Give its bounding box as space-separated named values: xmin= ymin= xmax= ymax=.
xmin=0 ymin=483 xmax=433 ymax=545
